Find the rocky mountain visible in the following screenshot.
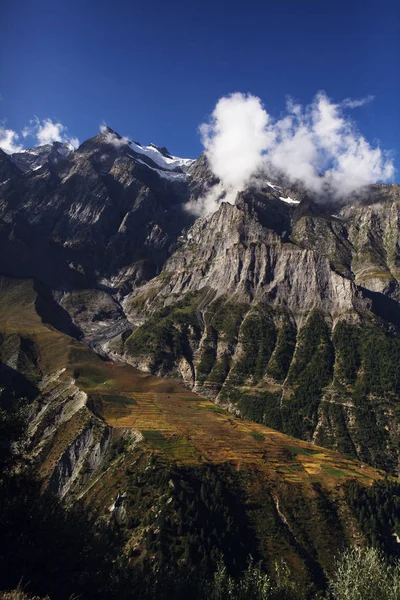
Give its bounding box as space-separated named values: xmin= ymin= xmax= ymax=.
xmin=2 ymin=127 xmax=400 ymax=598
xmin=10 ymin=141 xmax=75 ymax=173
xmin=0 ymin=127 xmax=197 ymax=289
xmin=117 ymin=183 xmax=400 ymax=473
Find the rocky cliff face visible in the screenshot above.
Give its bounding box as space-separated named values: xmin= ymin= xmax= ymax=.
xmin=131 ymin=197 xmax=362 ymax=320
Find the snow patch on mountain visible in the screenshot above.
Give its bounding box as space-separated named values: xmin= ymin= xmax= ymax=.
xmin=279 ymin=196 xmax=300 ymax=205
xmin=127 ymin=140 xmax=194 ymax=171
xmin=100 ymin=125 xmax=194 ymax=172
xmin=134 ymin=157 xmax=189 ymax=181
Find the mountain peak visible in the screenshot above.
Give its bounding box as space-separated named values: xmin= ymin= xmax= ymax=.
xmin=10 ymin=140 xmax=74 ymax=172
xmin=100 ymin=125 xmax=122 ymax=139
xmin=148 ymin=143 xmax=172 ymax=158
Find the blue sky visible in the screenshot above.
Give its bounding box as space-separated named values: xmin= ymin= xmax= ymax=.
xmin=0 ymin=0 xmax=399 ymax=169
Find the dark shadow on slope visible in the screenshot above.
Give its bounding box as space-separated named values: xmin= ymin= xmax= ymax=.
xmin=0 ymin=362 xmax=39 ymax=401
xmin=33 ymin=279 xmax=83 ymax=340
xmin=361 ymin=287 xmax=400 ymax=328
xmin=0 ymin=217 xmax=93 ymax=290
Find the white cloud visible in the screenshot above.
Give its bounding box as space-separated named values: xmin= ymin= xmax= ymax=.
xmin=34 ymin=118 xmax=79 ymax=148
xmin=14 ymin=117 xmax=79 ymax=150
xmin=36 ymin=118 xmax=64 ymax=144
xmin=192 ymin=91 xmax=394 ymax=215
xmin=21 ymin=125 xmax=32 ymax=138
xmin=342 ymin=95 xmax=375 ymax=108
xmin=200 ymin=93 xmax=273 ymax=197
xmin=185 ymin=181 xmax=227 ymax=216
xmin=0 ymin=125 xmax=23 ymax=153
xmin=67 ymin=136 xmax=80 ymax=149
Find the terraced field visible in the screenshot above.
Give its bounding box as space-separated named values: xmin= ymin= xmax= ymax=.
xmin=87 ymin=377 xmax=380 ymax=487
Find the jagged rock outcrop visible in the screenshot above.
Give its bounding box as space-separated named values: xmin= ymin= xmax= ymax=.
xmin=129 ymin=197 xmax=365 ymax=321
xmin=23 ymin=369 xmax=111 ymax=498
xmin=10 ymin=141 xmax=74 ymax=173
xmin=48 ymin=418 xmax=110 ymax=497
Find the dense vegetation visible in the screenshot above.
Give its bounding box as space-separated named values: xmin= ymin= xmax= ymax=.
xmin=126 ymin=292 xmax=202 ymax=371
xmin=124 ymin=462 xmax=258 ymax=574
xmin=227 ymin=308 xmax=276 ymax=384
xmin=332 ymin=321 xmax=400 ymax=470
xmin=220 ymin=386 xmax=283 ymax=430
xmin=347 ymin=478 xmax=400 ymax=556
xmin=125 ymin=294 xmax=296 ymax=388
xmin=333 ymin=320 xmax=400 ymax=397
xmin=328 ymin=547 xmax=400 ymax=600
xmin=2 ymin=377 xmax=400 ymax=599
xmin=265 ymin=321 xmax=297 ymax=383
xmin=283 ymin=311 xmax=334 ymax=440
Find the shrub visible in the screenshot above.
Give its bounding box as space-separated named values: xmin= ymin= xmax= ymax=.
xmin=329 ymin=547 xmax=400 ymax=600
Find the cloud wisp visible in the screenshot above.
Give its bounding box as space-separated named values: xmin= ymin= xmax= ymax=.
xmin=99 ymin=124 xmax=128 ymax=147
xmin=0 ymin=117 xmax=79 ymax=154
xmin=342 ymin=95 xmax=375 ymax=109
xmin=189 ymin=91 xmax=394 ymax=216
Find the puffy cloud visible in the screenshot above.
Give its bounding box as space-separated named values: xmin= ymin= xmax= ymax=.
xmin=0 ymin=125 xmax=23 ymax=153
xmin=199 ymin=93 xmax=273 ymax=203
xmin=37 ymin=118 xmax=65 ymax=144
xmin=31 ymin=117 xmax=79 ymax=148
xmin=17 ymin=117 xmax=79 ymax=149
xmin=185 ymin=182 xmax=227 ymax=216
xmin=192 ymin=91 xmax=394 ymax=215
xmin=2 ymin=117 xmax=79 ymax=152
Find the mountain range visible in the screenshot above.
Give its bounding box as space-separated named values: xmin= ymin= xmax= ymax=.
xmin=1 ymin=127 xmax=400 ymax=598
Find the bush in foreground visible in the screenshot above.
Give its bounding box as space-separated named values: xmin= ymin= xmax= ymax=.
xmin=329 ymin=547 xmax=400 ymax=600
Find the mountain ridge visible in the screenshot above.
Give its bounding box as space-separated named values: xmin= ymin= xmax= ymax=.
xmin=2 ymin=128 xmax=400 ymax=595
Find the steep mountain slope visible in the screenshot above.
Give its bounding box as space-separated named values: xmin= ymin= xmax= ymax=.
xmin=0 ymin=276 xmax=388 ymax=595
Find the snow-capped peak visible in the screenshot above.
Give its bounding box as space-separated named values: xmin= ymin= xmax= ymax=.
xmin=127 ymin=139 xmax=194 ymax=172
xmin=100 ymin=125 xmax=194 ymax=172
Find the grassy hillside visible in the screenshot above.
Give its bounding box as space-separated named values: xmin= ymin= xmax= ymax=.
xmin=0 ymin=277 xmax=392 ymax=595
